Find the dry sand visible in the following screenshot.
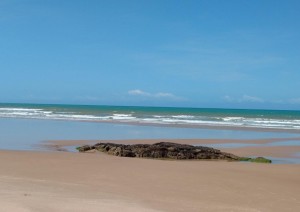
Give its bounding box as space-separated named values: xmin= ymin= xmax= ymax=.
xmin=1 ymin=138 xmax=300 ymax=212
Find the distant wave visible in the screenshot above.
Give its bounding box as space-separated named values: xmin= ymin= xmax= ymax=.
xmin=0 ymin=106 xmax=300 ymax=130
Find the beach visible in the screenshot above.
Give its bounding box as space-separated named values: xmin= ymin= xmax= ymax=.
xmin=0 ymin=105 xmax=300 ymax=211
xmin=0 ymin=138 xmax=299 ymax=212
xmin=2 ymin=0 xmax=300 ymax=211
xmin=0 ymin=147 xmax=299 ymax=212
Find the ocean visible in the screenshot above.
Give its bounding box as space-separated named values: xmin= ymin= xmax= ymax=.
xmin=1 ymin=103 xmax=300 ymax=131
xmin=1 ymin=103 xmax=300 ymax=158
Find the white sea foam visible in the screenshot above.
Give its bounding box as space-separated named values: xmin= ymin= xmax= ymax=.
xmin=153 ymin=115 xmax=165 ymax=118
xmin=1 ymin=107 xmax=300 ymax=130
xmin=113 ymin=114 xmax=133 ymax=117
xmin=171 ymin=115 xmax=195 ymax=119
xmin=0 ymin=108 xmax=43 ymax=112
xmin=54 ymin=114 xmax=100 ymax=119
xmin=222 ymin=117 xmax=244 ymax=121
xmin=111 ymin=114 xmax=136 ymax=120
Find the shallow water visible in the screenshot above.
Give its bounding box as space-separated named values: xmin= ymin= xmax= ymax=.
xmin=0 ymin=118 xmax=299 ymax=151
xmin=201 ymin=140 xmax=300 ymax=149
xmin=198 ymin=141 xmax=300 ymax=164
xmin=267 ymin=157 xmax=300 ymax=164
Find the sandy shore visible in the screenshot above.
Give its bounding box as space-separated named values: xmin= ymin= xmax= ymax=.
xmin=1 ymin=138 xmax=300 ymax=212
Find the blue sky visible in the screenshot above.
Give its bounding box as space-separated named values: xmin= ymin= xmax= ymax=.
xmin=0 ymin=0 xmax=299 ymax=109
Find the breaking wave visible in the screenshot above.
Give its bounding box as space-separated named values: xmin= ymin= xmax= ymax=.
xmin=0 ymin=106 xmax=300 ymax=130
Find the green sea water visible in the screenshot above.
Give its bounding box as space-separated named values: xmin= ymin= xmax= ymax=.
xmin=0 ymin=103 xmax=300 ymax=130
xmin=1 ymin=103 xmax=300 ymax=163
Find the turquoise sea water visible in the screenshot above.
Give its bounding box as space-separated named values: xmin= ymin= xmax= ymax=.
xmin=0 ymin=103 xmax=300 ymax=157
xmin=1 ymin=103 xmax=300 ymax=130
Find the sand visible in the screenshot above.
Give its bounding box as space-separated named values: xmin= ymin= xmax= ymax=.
xmin=1 ymin=138 xmax=300 ymax=212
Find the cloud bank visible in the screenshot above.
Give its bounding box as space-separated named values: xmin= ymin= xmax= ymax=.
xmin=128 ymin=89 xmax=184 ymax=101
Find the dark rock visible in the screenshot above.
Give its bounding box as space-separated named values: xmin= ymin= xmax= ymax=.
xmin=238 ymin=156 xmax=272 ymax=163
xmin=76 ymin=145 xmax=95 ymax=152
xmin=77 ymin=142 xmax=241 ymax=161
xmin=250 ymin=157 xmax=272 ymax=163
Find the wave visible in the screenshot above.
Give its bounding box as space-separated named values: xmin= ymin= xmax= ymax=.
xmin=0 ymin=108 xmax=43 ymax=111
xmin=171 ymin=115 xmax=195 ymax=119
xmin=0 ymin=107 xmax=300 ymax=130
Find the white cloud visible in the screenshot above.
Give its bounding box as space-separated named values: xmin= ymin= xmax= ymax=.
xmin=128 ymin=89 xmax=151 ymax=96
xmin=128 ymin=89 xmax=184 ymax=101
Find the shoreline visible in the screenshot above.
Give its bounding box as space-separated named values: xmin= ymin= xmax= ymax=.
xmin=42 ymin=138 xmax=300 ymax=161
xmin=2 ymin=116 xmax=300 ymax=133
xmin=90 ymin=120 xmax=300 ymax=133
xmin=1 ymin=119 xmax=299 ymax=211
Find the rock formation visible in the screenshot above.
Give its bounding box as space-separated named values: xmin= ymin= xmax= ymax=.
xmin=77 ymin=142 xmax=240 ymax=161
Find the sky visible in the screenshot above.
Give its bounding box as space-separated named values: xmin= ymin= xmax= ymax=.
xmin=0 ymin=0 xmax=299 ymax=109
